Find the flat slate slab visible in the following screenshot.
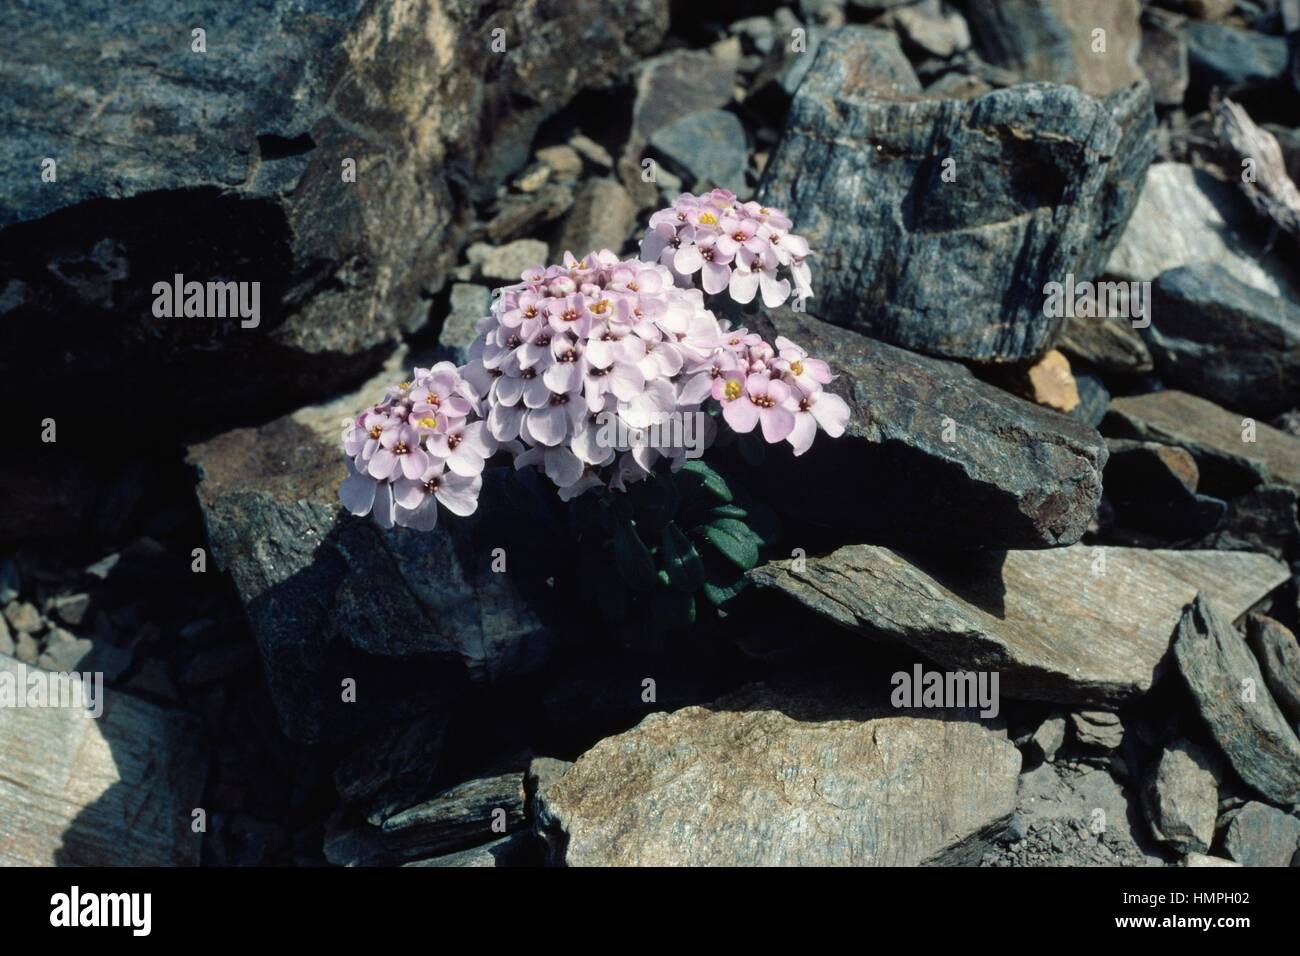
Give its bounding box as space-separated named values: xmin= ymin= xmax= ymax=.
xmin=750 ymin=544 xmax=1288 ymax=704
xmin=0 ymin=655 xmax=207 ymax=866
xmin=535 ymin=681 xmax=1021 ymax=866
xmin=745 ymin=307 xmax=1108 ymax=550
xmin=1107 ymin=390 xmax=1300 ymax=491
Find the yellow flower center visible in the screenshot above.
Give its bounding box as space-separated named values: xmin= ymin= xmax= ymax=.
xmin=590 ymin=299 xmax=611 ymax=314
xmin=790 ymin=360 xmax=804 ymax=376
xmin=418 ymin=416 xmax=438 ymax=429
xmin=697 ymin=212 xmax=718 ymax=226
xmin=724 ymin=380 xmax=743 ymax=401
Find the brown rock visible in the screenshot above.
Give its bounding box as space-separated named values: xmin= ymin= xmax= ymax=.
xmin=1022 ymin=349 xmax=1080 ymax=413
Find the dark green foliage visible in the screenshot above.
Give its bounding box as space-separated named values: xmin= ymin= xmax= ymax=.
xmin=575 ymin=460 xmax=782 ymax=634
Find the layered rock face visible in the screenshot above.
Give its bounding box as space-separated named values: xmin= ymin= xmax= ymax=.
xmin=759 ymin=26 xmax=1156 ymax=363
xmin=0 ymin=0 xmax=669 ymax=423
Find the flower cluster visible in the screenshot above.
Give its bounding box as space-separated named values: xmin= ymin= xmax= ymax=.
xmin=460 ymin=250 xmax=723 ymax=500
xmin=339 ymin=362 xmax=494 ymax=530
xmin=340 ymin=191 xmax=846 ymax=530
xmin=710 ymin=332 xmax=849 ymax=455
xmin=640 ymin=188 xmax=813 ymax=308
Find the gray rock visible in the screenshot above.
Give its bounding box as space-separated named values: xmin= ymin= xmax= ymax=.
xmin=535 ymin=145 xmax=583 ymax=180
xmin=1139 ymin=13 xmax=1190 ymax=106
xmin=1247 ymin=614 xmax=1300 ymax=729
xmin=648 ymin=110 xmax=748 ymax=191
xmin=0 ymin=617 xmax=12 ymax=657
xmin=1220 ymin=801 xmax=1300 ymax=866
xmin=481 ymin=182 xmax=574 ymax=244
xmin=1182 ymin=852 xmax=1241 ymax=866
xmin=1266 ymin=123 xmax=1300 ymax=185
xmin=1142 ymin=740 xmax=1221 ymax=854
xmin=731 ymin=15 xmax=777 ymax=55
xmin=403 ymin=831 xmax=537 ymax=867
xmin=759 ymin=26 xmax=1155 ymax=362
xmin=568 ymin=134 xmax=614 ymax=170
xmin=3 ymin=601 xmax=41 ymax=635
xmin=333 ymin=710 xmax=450 ymax=825
xmin=187 ymin=350 xmax=554 ymax=743
xmin=37 ymin=630 xmax=132 ymax=681
xmin=473 ymin=239 xmax=550 ymax=285
xmin=525 ymin=757 xmax=572 ymax=823
xmin=1214 ymin=98 xmax=1300 ymax=242
xmin=1275 ymin=408 xmax=1300 ymax=438
xmin=552 ymin=178 xmax=638 ymax=262
xmin=436 ymin=283 xmax=491 ymax=366
xmin=744 ymin=307 xmax=1108 ymax=549
xmin=47 ymin=593 xmax=91 ymax=628
xmin=1106 ymin=390 xmax=1300 ymax=493
xmin=1183 ymin=19 xmax=1290 ymax=99
xmin=0 ymin=0 xmax=668 ymax=423
xmin=1058 ymin=314 xmax=1154 ymax=373
xmin=1106 ymin=163 xmax=1294 ymax=299
xmin=619 ymin=49 xmax=736 ymax=205
xmin=980 ymin=761 xmax=1164 ymax=866
xmin=1027 ymin=713 xmax=1067 ymax=762
xmin=535 ymin=680 xmax=1021 ymax=866
xmin=84 ymin=554 xmax=120 ymax=581
xmin=13 ymin=632 xmax=37 ymax=664
xmin=1203 ymin=484 xmax=1300 ymax=560
xmin=36 ymin=629 xmax=91 ymax=673
xmin=1070 ymin=372 xmax=1110 ymax=430
xmin=884 ymin=0 xmax=971 ymax=59
xmin=751 ymin=544 xmax=1288 ymax=704
xmin=380 ymin=772 xmax=526 ymax=859
xmin=1174 ymin=595 xmax=1300 ymax=805
xmin=1145 ymin=265 xmax=1300 ymax=418
xmin=1072 ymin=710 xmax=1125 ymax=749
xmin=964 ymin=0 xmax=1143 ymax=96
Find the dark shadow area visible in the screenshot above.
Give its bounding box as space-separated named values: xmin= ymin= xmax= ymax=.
xmin=0 ymin=187 xmax=391 ymax=439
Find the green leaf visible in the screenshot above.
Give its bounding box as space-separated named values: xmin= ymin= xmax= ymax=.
xmin=611 ymin=517 xmax=657 ymax=592
xmin=696 ymin=517 xmax=762 ymax=571
xmin=679 ymin=460 xmax=733 ymax=503
xmin=701 ymin=551 xmax=750 ymax=608
xmin=706 ymin=502 xmax=749 ymax=521
xmin=660 ymin=521 xmax=705 ymax=592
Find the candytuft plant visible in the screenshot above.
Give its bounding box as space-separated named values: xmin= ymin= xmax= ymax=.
xmin=340 ymin=188 xmax=847 ymax=630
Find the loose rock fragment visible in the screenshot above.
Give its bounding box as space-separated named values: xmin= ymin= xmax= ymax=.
xmin=1220 ymin=801 xmax=1300 ymax=867
xmin=1142 ymin=740 xmax=1221 ymax=854
xmin=1173 ymin=595 xmax=1300 ymax=805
